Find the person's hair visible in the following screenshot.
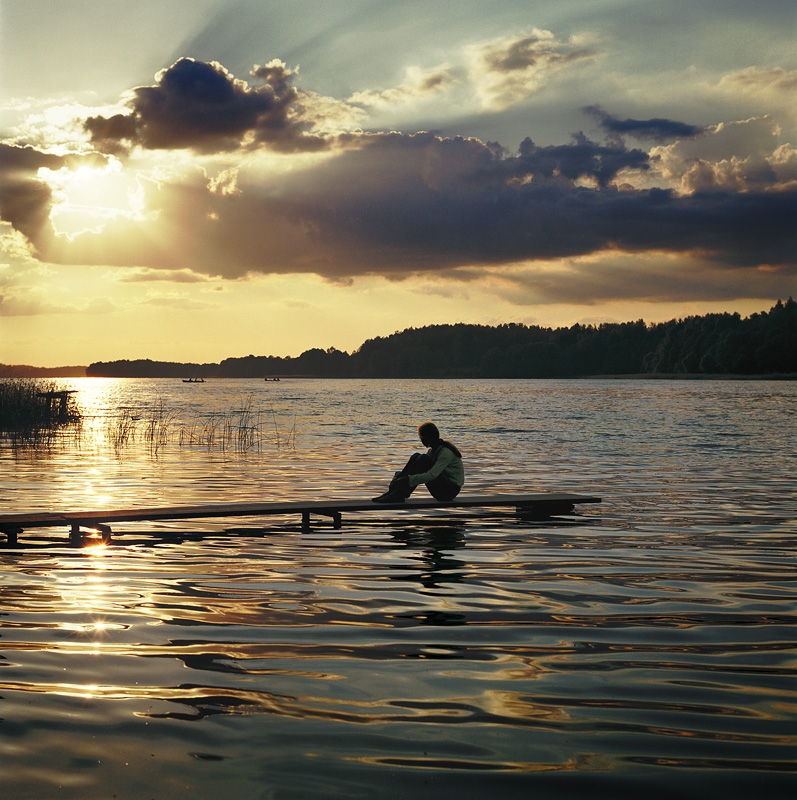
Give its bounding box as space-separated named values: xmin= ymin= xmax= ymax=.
xmin=418 ymin=422 xmax=440 ymax=442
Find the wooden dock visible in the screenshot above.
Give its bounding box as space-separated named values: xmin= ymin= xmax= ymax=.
xmin=36 ymin=389 xmax=78 ymax=418
xmin=0 ymin=492 xmax=601 ymax=545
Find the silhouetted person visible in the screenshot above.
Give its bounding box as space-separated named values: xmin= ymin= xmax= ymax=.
xmin=372 ymin=422 xmax=464 ymax=503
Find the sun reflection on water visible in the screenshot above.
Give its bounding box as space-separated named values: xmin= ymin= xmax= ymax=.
xmin=58 ymin=549 xmax=113 ymax=618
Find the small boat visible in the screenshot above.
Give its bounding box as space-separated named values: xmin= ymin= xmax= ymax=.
xmin=264 ymin=377 xmax=281 ymax=381
xmin=183 ymin=377 xmax=205 ymax=383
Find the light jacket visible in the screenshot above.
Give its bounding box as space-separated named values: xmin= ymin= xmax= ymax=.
xmin=407 ymin=442 xmax=465 ymax=489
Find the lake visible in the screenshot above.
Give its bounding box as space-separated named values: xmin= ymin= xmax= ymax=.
xmin=1 ymin=378 xmax=795 ymax=799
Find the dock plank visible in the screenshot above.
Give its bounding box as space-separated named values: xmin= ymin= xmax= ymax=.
xmin=0 ymin=492 xmax=601 ymax=543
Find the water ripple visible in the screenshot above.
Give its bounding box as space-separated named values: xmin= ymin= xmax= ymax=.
xmin=1 ymin=379 xmax=795 ymax=799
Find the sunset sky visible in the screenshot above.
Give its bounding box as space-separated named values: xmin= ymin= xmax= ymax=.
xmin=1 ymin=0 xmax=795 ymax=367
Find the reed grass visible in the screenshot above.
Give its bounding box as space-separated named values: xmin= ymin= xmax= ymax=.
xmin=176 ymin=397 xmax=296 ymax=452
xmin=1 ymin=386 xmax=296 ymax=455
xmin=0 ymin=378 xmax=81 ymax=448
xmin=268 ymin=405 xmax=297 ymax=450
xmin=141 ymin=399 xmax=176 ymax=455
xmin=107 ymin=407 xmax=139 ymax=451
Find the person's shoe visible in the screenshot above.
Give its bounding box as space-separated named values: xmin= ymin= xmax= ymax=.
xmin=372 ymin=490 xmax=406 ymax=503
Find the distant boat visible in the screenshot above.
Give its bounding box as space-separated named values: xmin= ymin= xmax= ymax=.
xmin=264 ymin=377 xmax=281 ymax=381
xmin=183 ymin=377 xmax=205 ymax=383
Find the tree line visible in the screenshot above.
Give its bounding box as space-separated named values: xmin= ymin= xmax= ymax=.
xmin=86 ymin=299 xmax=796 ymax=379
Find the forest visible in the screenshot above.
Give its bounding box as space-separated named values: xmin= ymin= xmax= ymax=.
xmin=86 ymin=299 xmax=796 ymax=379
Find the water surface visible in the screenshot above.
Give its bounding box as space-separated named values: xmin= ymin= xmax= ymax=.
xmin=1 ymin=379 xmax=795 ymax=799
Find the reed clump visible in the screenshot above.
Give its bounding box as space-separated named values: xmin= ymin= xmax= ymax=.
xmin=177 ymin=397 xmax=296 ymax=452
xmin=107 ymin=407 xmax=139 ymax=451
xmin=1 ymin=385 xmax=297 ymax=455
xmin=0 ymin=378 xmax=81 ymax=448
xmin=103 ymin=395 xmax=296 ymax=453
xmin=142 ymin=399 xmax=176 ymax=455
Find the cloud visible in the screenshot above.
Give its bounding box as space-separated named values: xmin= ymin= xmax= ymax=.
xmin=0 ymin=294 xmax=61 ymax=316
xmin=0 ymin=222 xmax=37 ymax=260
xmin=84 ymin=57 xmax=331 ymax=154
xmin=0 ymin=290 xmax=113 ymax=317
xmin=467 ymin=28 xmax=599 ymax=111
xmin=294 ymin=91 xmax=367 ymax=133
xmin=348 ymin=66 xmax=456 ymax=109
xmin=2 ymin=56 xmax=794 ymax=310
xmin=719 ymin=66 xmax=797 ymax=94
xmin=651 ymin=116 xmax=797 ymax=193
xmin=0 ymin=145 xmax=108 ymax=246
xmin=137 ymin=293 xmax=212 ymax=310
xmin=30 ymin=128 xmax=794 ymax=285
xmin=505 ymin=133 xmax=650 ymax=188
xmin=0 ymin=144 xmax=64 ymax=244
xmin=118 ymin=267 xmax=210 ymax=283
xmin=0 ymin=142 xmax=65 ymax=172
xmin=344 ymin=26 xmax=598 ymax=118
xmin=486 ymin=253 xmax=793 ymax=306
xmin=583 ymin=105 xmax=705 ymax=142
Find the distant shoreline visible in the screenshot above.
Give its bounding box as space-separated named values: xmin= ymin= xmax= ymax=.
xmin=0 ymin=365 xmax=88 ymax=378
xmin=2 ymin=366 xmax=794 ymax=381
xmin=6 ymin=301 xmax=794 ymax=380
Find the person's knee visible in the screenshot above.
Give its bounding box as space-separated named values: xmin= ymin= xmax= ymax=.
xmin=406 ymin=452 xmax=432 ymax=474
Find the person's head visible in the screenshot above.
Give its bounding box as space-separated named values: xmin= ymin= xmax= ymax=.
xmin=418 ymin=422 xmax=440 ymax=447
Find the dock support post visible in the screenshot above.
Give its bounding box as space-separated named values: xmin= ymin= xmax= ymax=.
xmin=2 ymin=527 xmax=21 ymax=546
xmin=70 ymin=523 xmax=82 ymax=545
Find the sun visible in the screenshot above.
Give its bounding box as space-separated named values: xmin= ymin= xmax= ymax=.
xmin=40 ymin=159 xmax=147 ymax=239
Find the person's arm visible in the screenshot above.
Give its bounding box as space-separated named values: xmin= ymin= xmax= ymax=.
xmin=407 ymin=447 xmax=455 ymax=488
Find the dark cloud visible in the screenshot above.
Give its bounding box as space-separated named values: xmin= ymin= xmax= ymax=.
xmin=293 ymin=133 xmax=794 ymax=272
xmin=84 ymin=57 xmax=325 ymax=154
xmin=583 ymin=105 xmax=705 ymax=142
xmin=507 ymin=134 xmax=650 ymax=188
xmin=0 ymin=144 xmax=64 ymax=243
xmin=0 ymin=144 xmax=65 ymax=172
xmin=81 ymin=114 xmax=137 ymax=156
xmin=36 ymin=130 xmax=796 ymax=293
